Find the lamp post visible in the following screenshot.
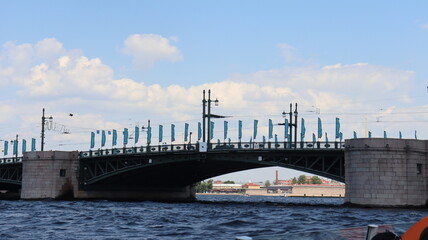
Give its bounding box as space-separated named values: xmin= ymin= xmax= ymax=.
xmin=293 ymin=103 xmax=298 ymax=149
xmin=281 ymin=103 xmax=298 ymax=149
xmin=202 ymin=91 xmax=206 ymax=142
xmin=202 ymin=90 xmax=222 ymax=150
xmin=141 ymin=120 xmax=151 ymax=147
xmin=41 ymin=108 xmax=53 ymax=152
xmin=207 ymin=90 xmax=219 ymax=146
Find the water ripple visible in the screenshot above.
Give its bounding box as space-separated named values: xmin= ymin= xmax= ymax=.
xmin=0 ymin=197 xmax=426 ymax=239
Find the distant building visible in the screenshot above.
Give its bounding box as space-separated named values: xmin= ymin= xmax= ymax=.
xmin=277 ymin=180 xmax=292 ymax=185
xmin=242 ymin=182 xmax=261 ymax=189
xmin=275 ymin=176 xmax=344 ymax=186
xmin=212 ymin=183 xmax=242 ymax=193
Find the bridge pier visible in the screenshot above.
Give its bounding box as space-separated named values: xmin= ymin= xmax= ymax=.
xmin=345 ymin=138 xmax=428 ymax=207
xmin=21 ymin=151 xmax=195 ymax=201
xmin=21 ymin=151 xmax=79 ymax=200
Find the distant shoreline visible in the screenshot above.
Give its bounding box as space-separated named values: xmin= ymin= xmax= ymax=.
xmin=196 ymin=193 xmax=343 ymax=198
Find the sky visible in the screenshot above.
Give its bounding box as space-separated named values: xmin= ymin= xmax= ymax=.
xmin=1 ymin=1 xmax=428 ymax=182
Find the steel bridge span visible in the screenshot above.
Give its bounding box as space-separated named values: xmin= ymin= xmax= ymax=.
xmin=78 ymin=141 xmax=344 ymax=190
xmin=0 ymin=141 xmax=344 ymax=191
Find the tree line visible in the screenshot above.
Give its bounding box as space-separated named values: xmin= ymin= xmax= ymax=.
xmin=291 ymin=175 xmax=322 ymax=184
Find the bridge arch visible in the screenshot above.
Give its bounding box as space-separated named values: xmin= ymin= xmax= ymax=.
xmin=79 ymin=148 xmax=344 ymax=190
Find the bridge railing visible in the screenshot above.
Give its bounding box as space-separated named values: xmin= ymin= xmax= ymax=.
xmin=210 ymin=141 xmax=344 ymax=151
xmin=0 ymin=157 xmax=23 ymax=165
xmin=79 ymin=141 xmax=344 ymax=158
xmin=79 ymin=143 xmax=199 ymax=158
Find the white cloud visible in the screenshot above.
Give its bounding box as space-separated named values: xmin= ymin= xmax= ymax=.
xmin=421 ymin=23 xmax=428 ymax=29
xmin=34 ymin=38 xmax=65 ymax=61
xmin=230 ymin=63 xmax=414 ymax=99
xmin=122 ymin=34 xmax=183 ymax=70
xmin=0 ymin=38 xmax=423 ymax=153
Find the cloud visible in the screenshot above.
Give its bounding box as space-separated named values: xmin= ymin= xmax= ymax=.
xmin=422 ymin=23 xmax=428 ymax=29
xmin=122 ymin=34 xmax=183 ymax=70
xmin=0 ymin=37 xmax=422 ymax=152
xmin=229 ymin=63 xmax=414 ymax=100
xmin=277 ymin=43 xmax=299 ymax=63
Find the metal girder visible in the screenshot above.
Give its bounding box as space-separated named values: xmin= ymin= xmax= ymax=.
xmin=0 ymin=163 xmax=22 ymax=186
xmin=80 ymin=148 xmax=345 ymax=187
xmin=79 ymin=151 xmax=200 ymax=187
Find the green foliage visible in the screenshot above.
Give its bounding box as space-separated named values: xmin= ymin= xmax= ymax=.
xmin=297 ymin=175 xmax=307 ymax=184
xmin=264 ymin=180 xmax=271 ymax=188
xmin=195 ymin=179 xmax=214 ymax=193
xmin=291 ymin=177 xmax=297 ymax=184
xmin=310 ymin=176 xmax=322 ymax=184
xmin=223 ymin=180 xmax=235 ymax=184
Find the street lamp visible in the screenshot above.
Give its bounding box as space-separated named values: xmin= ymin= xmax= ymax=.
xmin=140 ymin=119 xmax=151 ymax=147
xmin=202 ymin=90 xmax=225 ymax=150
xmin=282 ymin=111 xmax=287 ymax=118
xmin=280 ymin=103 xmax=298 ymax=149
xmin=41 ymin=108 xmax=53 ymax=151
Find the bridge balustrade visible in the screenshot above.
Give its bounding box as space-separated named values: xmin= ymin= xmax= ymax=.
xmin=79 ymin=141 xmax=344 ymax=158
xmin=0 ymin=157 xmax=23 ymax=165
xmin=211 ymin=141 xmax=343 ymax=150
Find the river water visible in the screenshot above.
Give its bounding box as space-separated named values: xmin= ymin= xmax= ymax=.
xmin=0 ymin=195 xmax=426 ymax=239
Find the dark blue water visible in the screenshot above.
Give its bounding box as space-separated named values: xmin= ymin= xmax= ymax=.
xmin=0 ymin=195 xmax=426 ymax=239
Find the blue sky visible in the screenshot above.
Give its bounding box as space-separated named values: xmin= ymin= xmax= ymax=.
xmin=1 ymin=1 xmax=428 ymax=182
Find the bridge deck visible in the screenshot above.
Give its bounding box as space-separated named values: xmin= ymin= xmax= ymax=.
xmin=79 ymin=141 xmax=344 ymax=158
xmin=78 ymin=141 xmax=345 ymax=189
xmin=0 ymin=142 xmax=344 ymax=189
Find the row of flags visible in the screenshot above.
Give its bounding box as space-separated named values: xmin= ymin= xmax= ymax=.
xmin=3 ymin=138 xmax=36 ymax=156
xmin=89 ymin=118 xmax=418 ymax=148
xmin=89 ymin=118 xmax=341 ymax=148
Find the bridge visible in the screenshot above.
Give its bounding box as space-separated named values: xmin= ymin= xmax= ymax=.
xmin=0 ymin=141 xmax=344 ymax=192
xmin=1 ymin=134 xmax=427 ymax=208
xmin=0 ymin=94 xmax=426 ymax=206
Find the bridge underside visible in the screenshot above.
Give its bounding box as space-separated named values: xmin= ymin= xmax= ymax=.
xmin=80 ymin=149 xmax=344 ymax=190
xmin=0 ymin=163 xmax=22 ymax=191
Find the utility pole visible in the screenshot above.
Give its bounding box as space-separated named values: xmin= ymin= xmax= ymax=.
xmin=289 ymin=104 xmax=293 ymax=148
xmin=202 ymin=90 xmax=206 ymax=142
xmin=207 ymin=90 xmax=212 ymax=147
xmin=294 ymin=103 xmax=298 ymax=149
xmin=201 ymin=89 xmax=221 ymax=150
xmin=286 ymin=103 xmax=298 ymax=149
xmin=41 ymin=108 xmax=45 ymax=151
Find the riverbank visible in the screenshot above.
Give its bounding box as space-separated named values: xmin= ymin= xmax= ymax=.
xmin=196 ymin=192 xmax=344 ymax=198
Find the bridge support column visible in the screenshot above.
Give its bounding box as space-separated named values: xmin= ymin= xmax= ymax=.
xmin=21 ymin=151 xmax=79 ymax=200
xmin=344 ymin=138 xmax=428 ymax=207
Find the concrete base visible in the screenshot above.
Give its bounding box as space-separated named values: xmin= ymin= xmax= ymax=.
xmin=21 ymin=151 xmax=196 ymax=202
xmin=345 ymin=138 xmax=428 ymax=207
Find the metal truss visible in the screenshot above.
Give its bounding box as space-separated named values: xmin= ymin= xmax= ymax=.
xmin=0 ymin=163 xmax=22 ymax=185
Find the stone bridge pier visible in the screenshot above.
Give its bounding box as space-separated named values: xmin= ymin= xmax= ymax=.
xmin=345 ymin=138 xmax=428 ymax=207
